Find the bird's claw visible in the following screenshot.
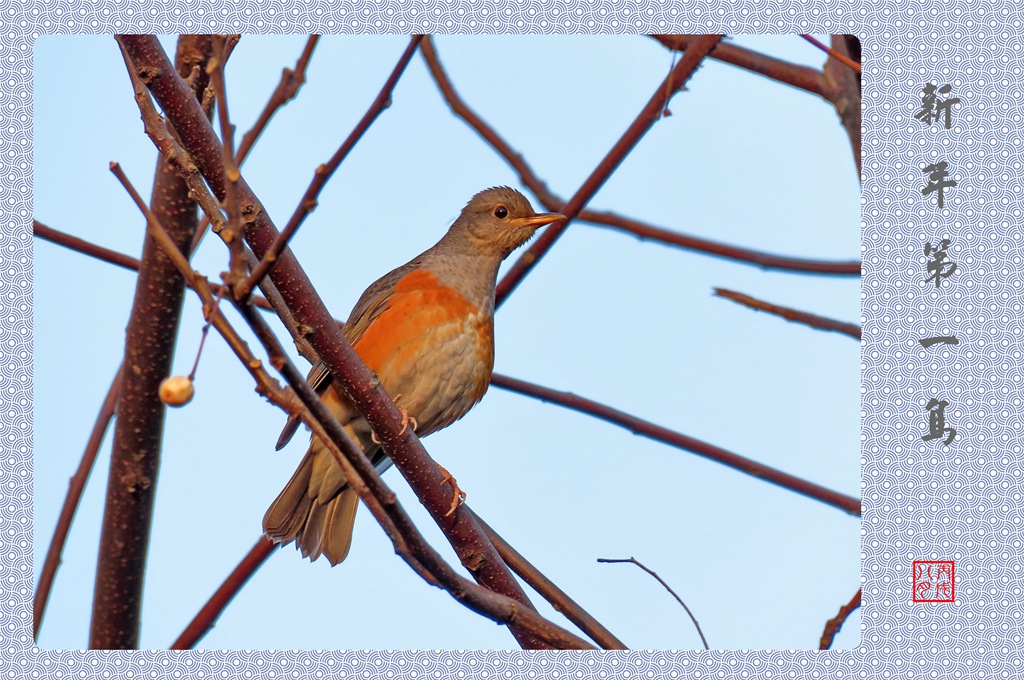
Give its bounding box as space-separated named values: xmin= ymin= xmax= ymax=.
xmin=398 ymin=410 xmax=418 ymax=436
xmin=369 ymin=398 xmax=418 ymax=444
xmin=437 ymin=463 xmax=466 ymax=517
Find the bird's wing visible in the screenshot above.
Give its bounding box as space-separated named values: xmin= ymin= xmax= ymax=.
xmin=274 ymin=259 xmax=422 ymax=450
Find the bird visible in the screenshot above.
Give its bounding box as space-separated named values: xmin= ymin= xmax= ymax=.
xmin=263 ymin=186 xmax=564 ymax=565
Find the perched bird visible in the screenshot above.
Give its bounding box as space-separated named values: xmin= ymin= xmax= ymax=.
xmin=263 ymin=186 xmax=564 ymax=565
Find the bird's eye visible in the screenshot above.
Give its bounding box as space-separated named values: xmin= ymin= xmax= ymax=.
xmin=493 ymin=206 xmax=509 ymax=219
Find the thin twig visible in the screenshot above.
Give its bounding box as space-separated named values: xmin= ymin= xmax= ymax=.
xmin=800 ymin=35 xmax=862 ymax=73
xmin=191 ymin=35 xmax=320 ymax=254
xmin=495 ymin=35 xmax=725 ymax=306
xmin=208 ymin=35 xmax=249 ymax=288
xmin=597 ymin=557 xmax=709 ymax=650
xmin=819 ymin=588 xmax=861 ymax=649
xmin=236 ymin=35 xmax=319 ymax=163
xmin=32 ymin=220 xmax=274 ymax=311
xmin=235 ymin=35 xmax=424 ymax=299
xmin=34 ymin=366 xmax=122 ymax=640
xmin=490 ymin=373 xmax=861 ymax=516
xmin=713 ymin=287 xmax=861 ymax=339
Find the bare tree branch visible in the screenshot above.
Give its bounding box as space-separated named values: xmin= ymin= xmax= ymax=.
xmin=653 ymin=34 xmax=861 ymax=175
xmin=469 ymin=510 xmax=628 ymax=650
xmin=713 ymin=287 xmax=861 ymax=339
xmin=650 ymin=35 xmax=826 ymax=96
xmin=34 ymin=366 xmax=122 ymax=640
xmin=490 ymin=373 xmax=861 ymax=516
xmin=821 ymin=35 xmax=862 ymax=176
xmin=33 ymin=219 xmax=274 ymax=311
xmin=800 ymin=34 xmax=862 ymax=73
xmin=422 ymin=37 xmax=856 ymax=277
xmin=238 ymin=35 xmax=424 ymax=299
xmin=170 ymin=538 xmax=276 ymax=649
xmin=495 ymin=35 xmax=725 ymax=306
xmin=819 ymin=587 xmax=861 ymax=649
xmin=236 ymin=35 xmax=319 ymax=165
xmin=90 ymin=34 xmax=211 ymax=651
xmin=597 ymin=556 xmax=709 ymax=649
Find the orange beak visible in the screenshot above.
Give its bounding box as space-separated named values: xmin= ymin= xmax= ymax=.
xmin=513 ymin=212 xmax=565 ymax=229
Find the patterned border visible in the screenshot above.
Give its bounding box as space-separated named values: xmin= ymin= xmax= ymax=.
xmin=7 ymin=0 xmax=1024 ymax=678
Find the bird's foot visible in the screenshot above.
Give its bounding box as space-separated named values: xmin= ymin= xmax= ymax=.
xmin=437 ymin=463 xmax=466 ymax=517
xmin=369 ymin=396 xmax=418 ymax=444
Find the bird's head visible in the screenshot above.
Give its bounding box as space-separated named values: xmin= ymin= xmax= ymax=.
xmin=452 ymin=186 xmax=564 ymax=259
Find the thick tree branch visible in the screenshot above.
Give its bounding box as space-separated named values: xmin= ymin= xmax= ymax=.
xmin=821 ymin=35 xmax=862 ymax=176
xmin=90 ymin=35 xmax=211 ymax=651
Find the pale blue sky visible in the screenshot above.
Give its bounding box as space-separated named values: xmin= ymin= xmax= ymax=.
xmin=33 ymin=34 xmax=861 ymax=650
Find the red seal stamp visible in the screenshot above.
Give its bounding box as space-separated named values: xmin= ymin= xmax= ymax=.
xmin=912 ymin=560 xmax=955 ymax=602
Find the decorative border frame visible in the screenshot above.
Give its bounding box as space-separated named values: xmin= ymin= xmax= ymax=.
xmin=6 ymin=1 xmax=1024 ymax=678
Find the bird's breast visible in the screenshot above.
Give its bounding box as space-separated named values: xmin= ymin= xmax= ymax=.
xmin=351 ymin=269 xmax=495 ymax=435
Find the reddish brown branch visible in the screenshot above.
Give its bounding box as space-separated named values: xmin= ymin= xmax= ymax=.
xmin=90 ymin=36 xmax=209 ymax=649
xmin=713 ymin=287 xmax=861 ymax=339
xmin=33 ymin=220 xmax=141 ymax=271
xmin=821 ymin=36 xmax=862 ymax=175
xmin=490 ymin=373 xmax=861 ymax=517
xmin=495 ymin=35 xmax=725 ymax=306
xmin=819 ymin=588 xmax=861 ymax=649
xmin=192 ymin=36 xmax=320 ymax=253
xmin=32 ymin=220 xmax=273 ymax=311
xmin=801 ymin=34 xmax=861 ymax=73
xmin=650 ymin=35 xmax=827 ymax=96
xmin=34 ymin=366 xmax=122 ymax=640
xmin=585 ymin=213 xmax=860 ymax=275
xmin=235 ymin=36 xmax=319 ymax=164
xmin=421 ymin=37 xmax=856 ymax=277
xmin=597 ymin=556 xmax=709 ymax=649
xmin=171 ymin=538 xmax=275 ymax=649
xmin=468 ymin=509 xmax=627 ymax=650
xmin=653 ymin=35 xmax=861 ymax=175
xmin=236 ymin=35 xmax=424 ymax=299
xmin=116 ymin=34 xmax=581 ymax=650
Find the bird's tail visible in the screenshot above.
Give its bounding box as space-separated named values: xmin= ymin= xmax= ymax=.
xmin=263 ymin=438 xmax=361 ymax=566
